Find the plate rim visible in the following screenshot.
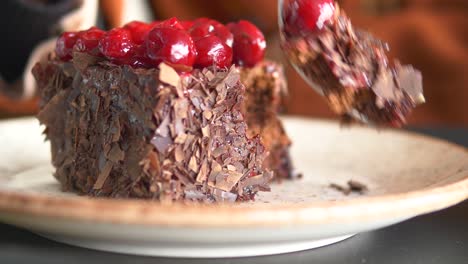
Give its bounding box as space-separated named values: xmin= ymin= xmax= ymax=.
xmin=0 ymin=117 xmax=467 ymax=228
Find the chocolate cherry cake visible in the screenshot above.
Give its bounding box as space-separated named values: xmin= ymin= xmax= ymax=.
xmin=33 ymin=18 xmax=293 ymax=202
xmin=281 ymin=0 xmax=424 ymax=126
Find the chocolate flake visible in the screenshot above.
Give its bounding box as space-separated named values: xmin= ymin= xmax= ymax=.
xmin=158 ymin=62 xmax=180 ymax=88
xmin=107 ymin=144 xmax=125 ymax=162
xmin=214 ymin=170 xmax=244 ymax=192
xmin=188 ymin=156 xmax=199 ymax=173
xmin=201 ymin=126 xmax=210 ymax=138
xmin=174 ymin=146 xmax=184 ymax=163
xmin=329 ymin=183 xmax=351 ymax=195
xmin=94 ymin=161 xmax=113 ymax=189
xmin=151 ymin=136 xmax=172 ymax=153
xmin=348 ymin=179 xmax=368 ymax=193
xmin=196 ymin=160 xmax=209 ymax=183
xmin=329 ymin=180 xmax=368 ymax=195
xmin=203 ymin=110 xmax=213 ymax=120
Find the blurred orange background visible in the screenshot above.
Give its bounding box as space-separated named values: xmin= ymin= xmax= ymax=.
xmin=1 ymin=0 xmax=467 ymax=126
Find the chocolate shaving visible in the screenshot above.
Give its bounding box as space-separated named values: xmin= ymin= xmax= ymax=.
xmin=348 ymin=179 xmax=368 ymax=192
xmin=107 ymin=144 xmax=125 ymax=162
xmin=94 ymin=161 xmax=113 ymax=189
xmin=188 ymin=156 xmax=199 ymax=173
xmin=196 ymin=161 xmax=209 ymax=183
xmin=395 ymin=65 xmax=424 ymax=103
xmin=151 ymin=136 xmax=172 ymax=153
xmin=329 ymin=180 xmax=368 ymax=195
xmin=329 ymin=183 xmax=351 ymax=195
xmin=214 ymin=170 xmax=244 ymax=192
xmin=158 ymin=62 xmax=180 ymax=88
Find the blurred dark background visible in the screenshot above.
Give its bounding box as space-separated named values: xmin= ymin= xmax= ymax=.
xmin=1 ymin=0 xmax=467 ymax=126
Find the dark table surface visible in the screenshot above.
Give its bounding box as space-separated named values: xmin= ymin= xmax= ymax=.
xmin=0 ymin=127 xmax=467 ymax=264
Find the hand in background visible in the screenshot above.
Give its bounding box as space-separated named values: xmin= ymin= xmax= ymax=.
xmin=0 ymin=0 xmax=98 ymax=116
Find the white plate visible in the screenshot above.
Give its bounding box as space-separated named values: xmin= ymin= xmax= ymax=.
xmin=0 ymin=117 xmax=467 ymax=258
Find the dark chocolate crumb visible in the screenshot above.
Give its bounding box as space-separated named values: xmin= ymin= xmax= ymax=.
xmin=330 ymin=179 xmax=368 ymax=195
xmin=347 ymin=179 xmax=368 ymax=192
xmin=329 ymin=183 xmax=351 ymax=195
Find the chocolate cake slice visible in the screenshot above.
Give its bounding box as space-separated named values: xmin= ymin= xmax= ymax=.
xmin=33 ymin=18 xmax=293 ymax=202
xmin=240 ymin=62 xmax=292 ymax=180
xmin=281 ymin=0 xmax=424 ymax=126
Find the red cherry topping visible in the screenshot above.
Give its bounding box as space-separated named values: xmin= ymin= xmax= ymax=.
xmin=55 ymin=32 xmax=79 ymax=61
xmin=189 ymin=18 xmax=233 ymax=47
xmin=180 ymin=20 xmax=194 ymax=30
xmin=56 ymin=18 xmax=267 ymax=69
xmin=227 ymin=21 xmax=266 ymax=67
xmin=127 ymin=45 xmax=153 ymax=68
xmin=99 ymin=28 xmax=135 ymax=61
xmin=284 ymin=0 xmax=335 ymax=35
xmin=191 ymin=17 xmax=211 ymax=26
xmin=189 ymin=18 xmax=220 ymax=40
xmin=149 ymin=20 xmax=160 ymax=27
xmin=145 ymin=27 xmax=197 ymax=67
xmin=123 ymin=21 xmax=152 ymax=45
xmin=155 ymin=17 xmax=184 ymax=30
xmin=214 ymin=25 xmax=234 ymax=47
xmin=194 ymin=35 xmax=232 ymax=68
xmin=74 ymin=27 xmax=105 ymax=56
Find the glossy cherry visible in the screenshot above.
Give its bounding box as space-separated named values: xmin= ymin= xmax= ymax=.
xmin=123 ymin=21 xmax=152 ymax=45
xmin=154 ymin=17 xmax=185 ymax=30
xmin=283 ymin=0 xmax=335 ymax=35
xmin=227 ymin=21 xmax=266 ymax=67
xmin=127 ymin=45 xmax=153 ymax=68
xmin=180 ymin=20 xmax=194 ymax=30
xmin=194 ymin=35 xmax=233 ymax=68
xmin=189 ymin=18 xmax=220 ymax=40
xmin=145 ymin=26 xmax=197 ymax=67
xmin=214 ymin=25 xmax=234 ymax=47
xmin=189 ymin=18 xmax=233 ymax=47
xmin=149 ymin=20 xmax=160 ymax=27
xmin=74 ymin=27 xmax=105 ymax=56
xmin=55 ymin=32 xmax=79 ymax=61
xmin=99 ymin=28 xmax=135 ymax=61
